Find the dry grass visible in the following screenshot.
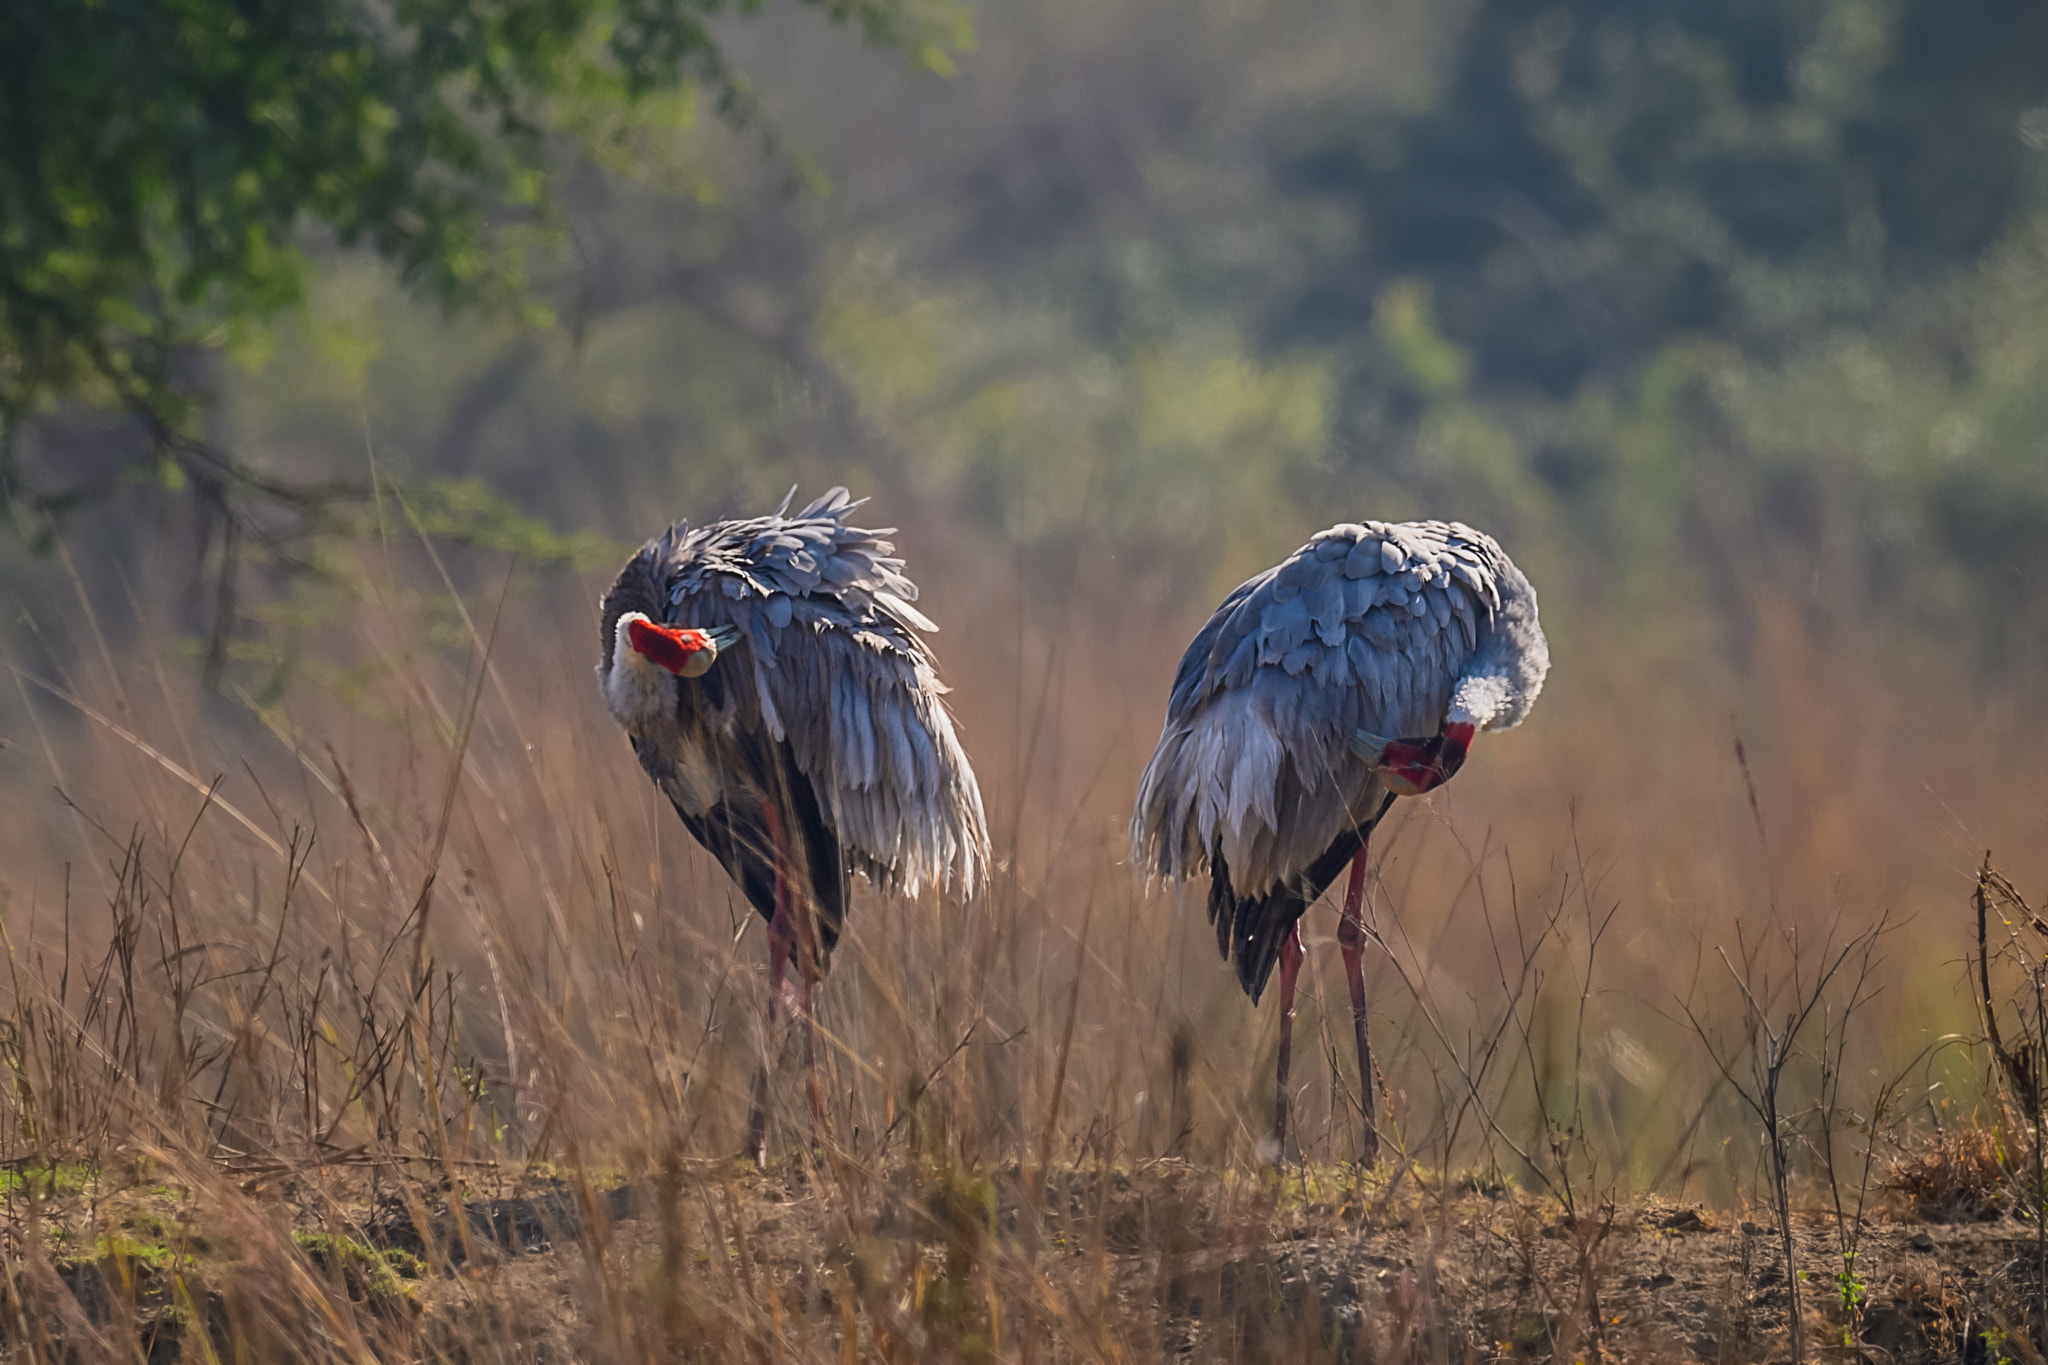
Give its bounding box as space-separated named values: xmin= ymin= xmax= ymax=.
xmin=1885 ymin=1126 xmax=2012 ymax=1223
xmin=2 ymin=521 xmax=2046 ymax=1361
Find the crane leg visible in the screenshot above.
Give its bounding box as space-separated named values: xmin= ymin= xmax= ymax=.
xmin=746 ymin=905 xmax=795 ymax=1166
xmin=1336 ymin=843 xmax=1380 ymax=1166
xmin=1272 ymin=921 xmax=1305 ymax=1164
xmin=743 ymin=800 xmax=824 ymax=1166
xmin=787 ymin=886 xmax=825 ymax=1144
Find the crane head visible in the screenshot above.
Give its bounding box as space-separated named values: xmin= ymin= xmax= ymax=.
xmin=1351 ymin=721 xmax=1475 ymax=798
xmin=624 ymin=615 xmax=739 ymax=679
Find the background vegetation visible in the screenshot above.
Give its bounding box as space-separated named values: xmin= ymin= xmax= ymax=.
xmin=4 ymin=0 xmax=2048 ymax=1358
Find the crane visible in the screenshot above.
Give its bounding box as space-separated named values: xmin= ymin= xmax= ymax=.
xmin=1131 ymin=519 xmax=1548 ymax=1164
xmin=599 ymin=486 xmax=990 ymax=1162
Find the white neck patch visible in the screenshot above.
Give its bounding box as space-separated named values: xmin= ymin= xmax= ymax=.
xmin=1447 ymin=672 xmax=1513 ymax=730
xmin=604 ymin=613 xmax=675 ymax=730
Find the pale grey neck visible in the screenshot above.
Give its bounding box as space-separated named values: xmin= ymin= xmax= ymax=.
xmin=1448 ymin=562 xmax=1548 ymax=732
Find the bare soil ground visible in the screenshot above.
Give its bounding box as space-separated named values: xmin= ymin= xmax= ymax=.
xmin=5 ymin=1157 xmax=2039 ymax=1362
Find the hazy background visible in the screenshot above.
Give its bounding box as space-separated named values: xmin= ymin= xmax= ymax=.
xmin=5 ymin=0 xmax=2047 ymax=1190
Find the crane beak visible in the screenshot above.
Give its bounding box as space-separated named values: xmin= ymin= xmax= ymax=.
xmin=675 ymin=624 xmax=741 ymax=678
xmin=1350 ymin=730 xmax=1390 ymax=764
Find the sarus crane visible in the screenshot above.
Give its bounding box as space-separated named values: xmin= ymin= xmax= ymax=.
xmin=599 ymin=487 xmax=990 ymax=1162
xmin=1131 ymin=519 xmax=1548 ymax=1164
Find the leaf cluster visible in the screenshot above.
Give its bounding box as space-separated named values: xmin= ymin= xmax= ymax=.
xmin=0 ymin=0 xmax=961 ymax=451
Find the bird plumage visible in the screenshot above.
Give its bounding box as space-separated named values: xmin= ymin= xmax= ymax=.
xmin=599 ymin=487 xmax=990 ymax=959
xmin=1131 ymin=518 xmax=1548 ymax=1000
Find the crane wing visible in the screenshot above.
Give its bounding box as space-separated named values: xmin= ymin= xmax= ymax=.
xmin=1131 ymin=520 xmax=1509 ymax=900
xmin=609 ymin=488 xmax=990 ymax=900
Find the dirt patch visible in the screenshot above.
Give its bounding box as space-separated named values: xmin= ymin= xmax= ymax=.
xmin=6 ymin=1160 xmax=2045 ymax=1361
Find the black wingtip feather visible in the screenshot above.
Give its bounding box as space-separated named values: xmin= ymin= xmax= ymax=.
xmin=1210 ymin=848 xmax=1326 ymax=1005
xmin=1206 ymin=796 xmax=1394 ymax=1002
xmin=668 ymin=739 xmax=850 ymax=966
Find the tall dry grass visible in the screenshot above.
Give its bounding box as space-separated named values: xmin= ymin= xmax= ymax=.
xmin=1 ymin=512 xmax=2043 ymax=1360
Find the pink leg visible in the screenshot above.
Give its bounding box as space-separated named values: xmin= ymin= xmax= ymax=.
xmin=788 ymin=904 xmax=824 ymax=1142
xmin=745 ymin=849 xmax=797 ymax=1165
xmin=1272 ymin=921 xmax=1305 ymax=1163
xmin=1336 ymin=844 xmax=1380 ymax=1165
xmin=758 ymin=801 xmax=824 ymax=1150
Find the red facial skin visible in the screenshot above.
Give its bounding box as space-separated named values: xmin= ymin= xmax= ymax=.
xmin=626 ymin=618 xmax=713 ymax=674
xmin=1372 ymin=720 xmax=1476 ymax=797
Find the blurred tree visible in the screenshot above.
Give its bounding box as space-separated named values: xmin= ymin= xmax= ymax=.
xmin=0 ymin=0 xmax=965 ymax=673
xmin=20 ymin=0 xmax=2046 ymax=688
xmin=1216 ymin=0 xmax=2048 ymax=658
xmin=1271 ymin=0 xmax=2048 ymax=392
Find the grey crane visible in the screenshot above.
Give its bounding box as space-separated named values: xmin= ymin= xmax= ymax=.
xmin=1131 ymin=519 xmax=1548 ymax=1163
xmin=599 ymin=487 xmax=990 ymax=1161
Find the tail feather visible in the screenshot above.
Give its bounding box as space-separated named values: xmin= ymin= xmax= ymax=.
xmin=1207 ymin=794 xmax=1393 ymax=1002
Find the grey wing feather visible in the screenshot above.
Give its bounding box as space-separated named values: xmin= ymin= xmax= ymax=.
xmin=616 ymin=488 xmax=990 ymax=896
xmin=1167 ymin=569 xmax=1274 ymax=717
xmin=1131 ymin=519 xmax=1542 ymax=900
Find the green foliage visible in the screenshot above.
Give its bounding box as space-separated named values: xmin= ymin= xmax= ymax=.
xmin=1373 ymin=281 xmax=1469 ymax=397
xmin=291 ymin=1229 xmax=424 ymax=1303
xmin=11 ymin=0 xmax=2048 ymax=692
xmin=0 ymin=1163 xmax=98 ymax=1199
xmin=1834 ymin=1248 xmax=1866 ymax=1339
xmin=383 ymin=477 xmax=629 ymax=571
xmin=0 ymin=0 xmax=970 ymax=692
xmin=815 ymin=259 xmax=1336 ymax=587
xmin=0 ymin=0 xmax=967 ymax=452
xmin=1274 ymin=0 xmax=2048 ymax=393
xmin=90 ymin=1233 xmax=175 ymax=1270
xmin=914 ymin=1157 xmax=997 ymax=1357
